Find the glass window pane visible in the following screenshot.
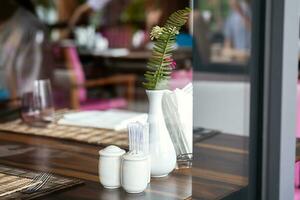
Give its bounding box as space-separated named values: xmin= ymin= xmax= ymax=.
xmin=193 ymin=0 xmax=252 ymax=199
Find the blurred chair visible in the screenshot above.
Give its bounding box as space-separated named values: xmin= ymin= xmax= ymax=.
xmin=60 ymin=45 xmax=136 ymax=110
xmin=294 ymin=82 xmax=299 ymax=198
xmin=295 ymin=188 xmax=300 ymax=200
xmin=170 ymin=69 xmax=192 ymax=90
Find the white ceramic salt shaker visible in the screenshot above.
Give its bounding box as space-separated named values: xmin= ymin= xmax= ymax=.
xmin=99 ymin=145 xmax=126 ymax=189
xmin=121 ymin=152 xmax=149 ymax=193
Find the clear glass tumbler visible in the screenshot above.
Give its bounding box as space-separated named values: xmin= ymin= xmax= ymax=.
xmin=21 ymin=79 xmax=54 ymax=124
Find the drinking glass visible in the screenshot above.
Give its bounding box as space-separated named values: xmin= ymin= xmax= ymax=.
xmin=21 ymin=92 xmax=40 ymax=124
xmin=21 ymin=79 xmax=54 ymax=124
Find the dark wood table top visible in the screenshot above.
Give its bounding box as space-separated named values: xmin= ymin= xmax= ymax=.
xmin=79 ymin=48 xmax=192 ymax=61
xmin=1 ymin=129 xmax=298 ymax=199
xmin=0 ymin=131 xmax=191 ymax=200
xmin=193 ymin=134 xmax=249 ymax=200
xmin=78 ymin=48 xmax=192 ymax=71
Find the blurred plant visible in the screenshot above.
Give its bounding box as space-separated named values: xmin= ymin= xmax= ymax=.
xmin=121 ymin=0 xmax=145 ymax=25
xmin=143 ymin=7 xmax=190 ymax=90
xmin=198 ymin=0 xmax=230 ymax=32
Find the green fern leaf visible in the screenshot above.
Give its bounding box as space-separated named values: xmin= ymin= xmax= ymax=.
xmin=143 ymin=7 xmax=191 ymax=90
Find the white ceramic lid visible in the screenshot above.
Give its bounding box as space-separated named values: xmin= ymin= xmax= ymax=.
xmin=122 ymin=152 xmax=148 ymax=161
xmin=99 ymin=145 xmax=126 ymax=157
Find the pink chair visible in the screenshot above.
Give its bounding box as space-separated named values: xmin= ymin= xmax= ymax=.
xmin=295 ymin=83 xmax=300 ymax=199
xmin=62 ymin=45 xmax=136 ymax=110
xmin=296 ymin=188 xmax=300 ymax=200
xmin=170 ymin=69 xmax=193 ymax=90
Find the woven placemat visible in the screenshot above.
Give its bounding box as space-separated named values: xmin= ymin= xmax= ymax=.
xmin=0 ymin=173 xmax=40 ymax=197
xmin=0 ymin=110 xmax=128 ymax=148
xmin=0 ymin=164 xmax=83 ymax=200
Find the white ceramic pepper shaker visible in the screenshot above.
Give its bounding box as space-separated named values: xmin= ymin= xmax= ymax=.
xmin=121 ymin=152 xmax=149 ymax=193
xmin=99 ymin=145 xmax=126 ymax=189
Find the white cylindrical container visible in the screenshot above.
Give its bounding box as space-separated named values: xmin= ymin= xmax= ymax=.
xmin=121 ymin=152 xmax=149 ymax=193
xmin=99 ymin=145 xmax=126 ymax=189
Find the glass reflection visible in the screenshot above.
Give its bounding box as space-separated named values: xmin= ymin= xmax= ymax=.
xmin=194 ymin=0 xmax=251 ymax=72
xmin=193 ymin=0 xmax=252 ymax=199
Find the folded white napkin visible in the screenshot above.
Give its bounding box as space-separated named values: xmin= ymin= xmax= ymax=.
xmin=162 ymin=83 xmax=193 ymax=154
xmin=58 ymin=110 xmax=148 ymax=131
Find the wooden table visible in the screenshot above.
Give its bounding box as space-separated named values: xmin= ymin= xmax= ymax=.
xmin=0 ymin=129 xmax=299 ymax=200
xmin=0 ymin=131 xmax=191 ymax=200
xmin=79 ymin=48 xmax=192 ymax=60
xmin=79 ymin=48 xmax=192 ymax=71
xmin=193 ymin=134 xmax=249 ymax=199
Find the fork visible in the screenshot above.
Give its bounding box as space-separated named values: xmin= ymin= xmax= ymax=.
xmin=22 ymin=172 xmax=52 ymax=194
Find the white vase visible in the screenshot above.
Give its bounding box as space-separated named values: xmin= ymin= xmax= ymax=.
xmin=146 ymin=90 xmax=176 ymax=177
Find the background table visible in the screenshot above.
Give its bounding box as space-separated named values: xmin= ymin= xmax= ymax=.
xmin=79 ymin=48 xmax=192 ymax=71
